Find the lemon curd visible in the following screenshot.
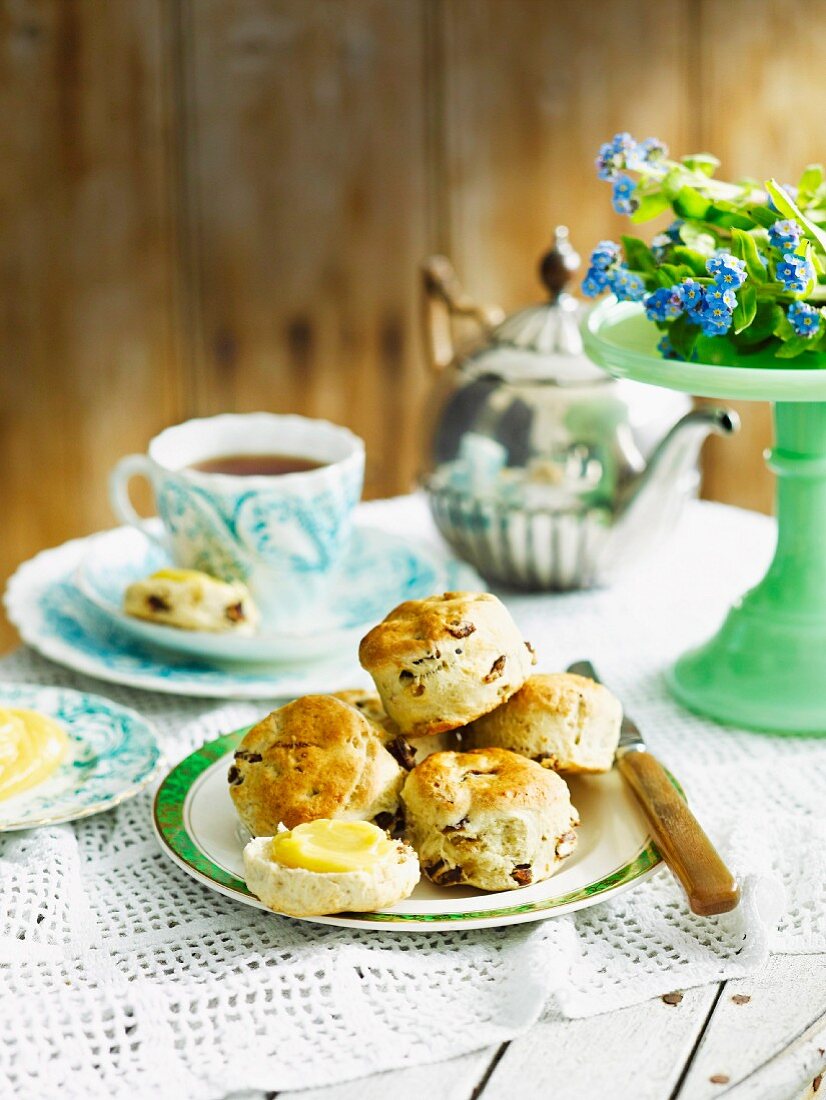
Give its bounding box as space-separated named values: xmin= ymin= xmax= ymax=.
xmin=269 ymin=820 xmax=394 ymax=874
xmin=0 ymin=708 xmax=69 ymax=802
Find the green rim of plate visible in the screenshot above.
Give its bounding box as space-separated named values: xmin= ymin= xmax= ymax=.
xmin=154 ymin=728 xmax=680 ymax=924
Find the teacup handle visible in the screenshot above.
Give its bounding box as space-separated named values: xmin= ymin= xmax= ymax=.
xmin=109 ymin=455 xmax=168 ymax=549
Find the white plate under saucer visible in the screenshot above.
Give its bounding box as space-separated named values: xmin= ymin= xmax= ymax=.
xmin=4 ymin=526 xmax=481 ymax=699
xmin=73 ymin=523 xmax=472 ymax=665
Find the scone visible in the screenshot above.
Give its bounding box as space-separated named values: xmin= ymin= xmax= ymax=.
xmin=463 ymin=673 xmax=621 ymax=773
xmin=243 ymin=820 xmax=420 ymax=916
xmin=332 ymin=689 xmax=456 ymax=768
xmin=359 ymin=592 xmax=536 ymax=737
xmin=124 ymin=568 xmax=259 ymax=634
xmin=229 ymin=695 xmax=405 ymax=835
xmin=402 ymin=747 xmax=578 ymax=891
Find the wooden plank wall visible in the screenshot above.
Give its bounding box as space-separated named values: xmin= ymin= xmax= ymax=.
xmin=2 ymin=0 xmax=822 ymax=651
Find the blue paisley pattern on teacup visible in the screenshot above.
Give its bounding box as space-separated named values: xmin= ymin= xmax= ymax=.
xmin=0 ymin=682 xmax=161 ymax=827
xmin=155 ymin=463 xmax=363 ymax=582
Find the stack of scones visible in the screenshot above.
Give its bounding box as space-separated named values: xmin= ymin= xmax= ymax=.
xmin=237 ymin=591 xmax=622 ymax=917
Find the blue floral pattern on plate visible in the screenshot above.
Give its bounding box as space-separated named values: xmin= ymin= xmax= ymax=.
xmin=0 ymin=682 xmax=162 ymax=830
xmin=5 ymin=526 xmax=481 ymax=698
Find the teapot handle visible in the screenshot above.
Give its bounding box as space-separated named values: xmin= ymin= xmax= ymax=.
xmin=420 ymin=256 xmax=505 ymax=373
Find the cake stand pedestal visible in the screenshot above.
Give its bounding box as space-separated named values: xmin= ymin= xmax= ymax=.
xmin=583 ymin=299 xmax=826 ymax=735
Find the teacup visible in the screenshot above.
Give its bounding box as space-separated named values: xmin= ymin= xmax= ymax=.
xmin=109 ymin=413 xmax=365 ymax=627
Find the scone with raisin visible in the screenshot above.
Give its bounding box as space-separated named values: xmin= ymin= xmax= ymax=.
xmin=229 ymin=695 xmax=405 ymax=835
xmin=359 ymin=592 xmax=536 ymax=737
xmin=463 ymin=673 xmax=621 ymax=773
xmin=332 ymin=688 xmax=456 ymax=768
xmin=401 ymin=747 xmax=578 ymax=892
xmin=124 ymin=568 xmax=259 ymax=634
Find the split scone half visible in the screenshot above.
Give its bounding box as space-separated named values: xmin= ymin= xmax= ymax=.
xmin=462 ymin=672 xmax=622 ymax=773
xmin=229 ymin=695 xmax=406 ymax=835
xmin=358 ymin=592 xmax=536 ymax=737
xmin=402 ymin=747 xmax=579 ymax=892
xmin=124 ymin=568 xmax=259 ymax=634
xmin=244 ymin=820 xmax=420 ymax=917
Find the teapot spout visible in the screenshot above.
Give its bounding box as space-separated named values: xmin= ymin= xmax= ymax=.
xmin=620 ymin=406 xmax=739 ymax=518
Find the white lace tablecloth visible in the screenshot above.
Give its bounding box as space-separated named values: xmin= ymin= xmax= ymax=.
xmin=2 ymin=495 xmax=824 ymax=1100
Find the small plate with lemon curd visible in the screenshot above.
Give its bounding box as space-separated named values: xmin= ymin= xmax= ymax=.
xmin=153 ymin=726 xmax=671 ymax=931
xmin=0 ymin=683 xmax=162 ymax=830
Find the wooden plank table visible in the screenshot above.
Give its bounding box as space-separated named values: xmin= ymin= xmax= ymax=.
xmin=236 ymin=955 xmax=826 ymax=1100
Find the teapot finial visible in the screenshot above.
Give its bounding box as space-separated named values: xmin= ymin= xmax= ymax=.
xmin=539 ymin=226 xmax=580 ymax=302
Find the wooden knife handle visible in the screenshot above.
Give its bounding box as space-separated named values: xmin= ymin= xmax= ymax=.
xmin=617 ymin=750 xmax=740 ymax=916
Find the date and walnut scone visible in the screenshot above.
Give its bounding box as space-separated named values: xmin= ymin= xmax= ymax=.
xmin=462 ymin=673 xmax=622 ymax=773
xmin=243 ymin=821 xmax=420 ymax=917
xmin=358 ymin=592 xmax=536 ymax=737
xmin=228 ymin=695 xmax=405 ymax=835
xmin=124 ymin=568 xmax=259 ymax=634
xmin=401 ymin=747 xmax=578 ymax=892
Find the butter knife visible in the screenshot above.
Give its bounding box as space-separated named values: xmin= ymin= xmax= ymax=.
xmin=567 ymin=660 xmax=740 ymax=916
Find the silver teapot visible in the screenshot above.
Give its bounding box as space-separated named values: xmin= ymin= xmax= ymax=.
xmin=420 ymin=228 xmax=738 ymax=590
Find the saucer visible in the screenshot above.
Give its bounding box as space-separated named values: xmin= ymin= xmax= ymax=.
xmin=0 ymin=682 xmax=162 ymax=830
xmin=74 ymin=522 xmax=475 ymax=664
xmin=5 ymin=527 xmax=481 ymax=699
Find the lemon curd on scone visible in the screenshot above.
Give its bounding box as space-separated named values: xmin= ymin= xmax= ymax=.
xmin=243 ymin=819 xmax=420 ymax=916
xmin=0 ymin=708 xmax=69 ymax=801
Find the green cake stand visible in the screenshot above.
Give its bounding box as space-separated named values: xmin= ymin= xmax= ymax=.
xmin=583 ymin=297 xmax=826 ymax=735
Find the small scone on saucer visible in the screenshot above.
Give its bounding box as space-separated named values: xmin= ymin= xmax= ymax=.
xmin=359 ymin=592 xmax=536 ymax=738
xmin=402 ymin=747 xmax=578 ymax=892
xmin=463 ymin=673 xmax=622 ymax=773
xmin=229 ymin=695 xmax=405 ymax=835
xmin=243 ymin=819 xmax=420 ymax=917
xmin=124 ymin=568 xmax=259 ymax=634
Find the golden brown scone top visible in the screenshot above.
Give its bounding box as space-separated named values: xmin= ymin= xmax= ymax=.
xmin=359 ymin=592 xmax=515 ymax=668
xmin=516 ymin=672 xmax=603 ymax=717
xmin=402 ymin=747 xmax=565 ymax=821
xmin=229 ymin=695 xmax=403 ymax=832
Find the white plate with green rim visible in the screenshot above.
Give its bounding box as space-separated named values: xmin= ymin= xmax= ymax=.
xmin=153 ymin=726 xmax=675 ymax=931
xmin=0 ymin=683 xmax=163 ymax=831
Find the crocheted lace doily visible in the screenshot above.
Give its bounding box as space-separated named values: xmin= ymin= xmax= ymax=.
xmin=1 ymin=496 xmax=817 ymax=1099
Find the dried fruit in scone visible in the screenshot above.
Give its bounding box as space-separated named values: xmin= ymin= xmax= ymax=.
xmin=331 ymin=688 xmax=456 ymax=769
xmin=243 ymin=820 xmax=420 ymax=917
xmin=123 ymin=568 xmax=259 ymax=634
xmin=358 ymin=592 xmax=536 ymax=737
xmin=462 ymin=673 xmax=621 ymax=773
xmin=228 ymin=695 xmax=406 ymax=836
xmin=401 ymin=747 xmax=578 ymax=892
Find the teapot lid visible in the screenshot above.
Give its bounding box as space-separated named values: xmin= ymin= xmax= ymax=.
xmin=469 ymin=227 xmax=607 ymax=385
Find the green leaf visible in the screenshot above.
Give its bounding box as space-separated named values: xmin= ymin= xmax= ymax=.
xmin=681 ymin=153 xmax=721 ymax=177
xmin=747 ymin=204 xmax=780 ymax=229
xmin=693 ymin=335 xmax=739 ymax=365
xmin=666 ymin=314 xmax=699 ymax=361
xmin=730 ymin=228 xmax=769 ymax=283
xmin=703 ymin=201 xmax=755 ymax=230
xmin=732 ymin=283 xmax=757 ymax=334
xmin=798 ymin=163 xmax=824 ymax=204
xmin=736 ymin=301 xmax=783 ymax=345
xmin=775 ymin=335 xmax=812 ymax=359
xmin=671 ymin=246 xmax=708 ymax=276
xmin=672 ymin=185 xmax=711 ymax=220
xmin=621 ymin=235 xmax=657 ymax=274
xmin=766 ymin=178 xmax=826 ymax=253
xmin=678 ymin=222 xmax=717 ymax=252
xmin=657 ymin=262 xmax=694 ymax=287
xmin=774 ymin=311 xmax=797 ymax=341
xmin=661 ymin=167 xmax=690 ymax=202
xmin=629 ymin=191 xmax=671 ymax=223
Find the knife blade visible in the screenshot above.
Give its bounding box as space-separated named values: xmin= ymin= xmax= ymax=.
xmin=567 ymin=659 xmax=740 ymax=916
